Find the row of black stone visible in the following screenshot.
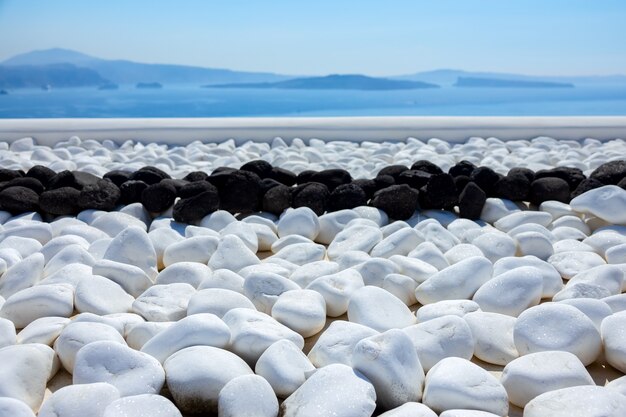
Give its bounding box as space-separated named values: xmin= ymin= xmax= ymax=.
xmin=0 ymin=160 xmax=625 ymax=222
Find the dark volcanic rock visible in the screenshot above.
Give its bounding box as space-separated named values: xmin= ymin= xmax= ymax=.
xmin=419 ymin=173 xmax=458 ymax=210
xmin=119 ymin=180 xmax=148 ymax=205
xmin=259 ymin=178 xmax=283 ymax=197
xmin=535 ymin=167 xmax=585 ymax=190
xmin=0 ymin=186 xmax=39 ymax=214
xmin=374 ymin=175 xmax=395 ymax=190
xmin=173 ymin=190 xmax=220 ymax=224
xmin=129 ymin=166 xmax=171 ymax=185
xmin=459 ymin=182 xmax=487 ymax=219
xmin=292 ymin=182 xmax=330 ymax=216
xmin=269 ymin=167 xmax=297 ymax=186
xmin=351 ymin=179 xmax=377 ymax=199
xmin=377 ymin=165 xmax=409 ymax=181
xmin=141 ymin=181 xmax=178 ymax=213
xmin=449 ymin=160 xmax=477 ymax=178
xmin=161 ymin=179 xmax=188 ymax=195
xmin=26 ymin=165 xmax=55 ymax=187
xmin=39 ymin=187 xmax=81 ymax=215
xmin=410 ymin=160 xmax=443 ymax=175
xmin=470 ymin=167 xmax=501 ymax=196
xmin=216 ymin=170 xmax=262 ymax=213
xmin=309 ymin=169 xmax=352 ymax=191
xmin=508 ymin=167 xmax=535 ymax=183
xmin=370 ymin=184 xmax=419 ymax=220
xmin=571 ymin=178 xmax=605 ymax=199
xmin=0 ymin=169 xmax=23 ymax=182
xmin=47 ymin=170 xmax=81 ymax=190
xmin=241 ymin=160 xmax=273 ymax=178
xmin=590 ymin=160 xmax=626 ymax=185
xmin=262 ymin=184 xmax=293 ymax=215
xmin=453 ymin=175 xmax=471 ymax=195
xmin=297 ymin=170 xmax=317 ymax=185
xmin=210 ymin=166 xmax=238 ymax=176
xmin=103 ymin=170 xmax=132 ymax=187
xmin=328 ymin=183 xmax=368 ymax=212
xmin=78 ymin=179 xmax=121 ymax=210
xmin=494 ymin=174 xmax=530 ymax=201
xmin=3 ymin=177 xmax=44 ymax=194
xmin=179 ymin=181 xmax=217 ymax=199
xmin=529 ymin=177 xmax=570 ymax=206
xmin=182 ymin=171 xmax=209 ymax=182
xmin=397 ymin=170 xmax=431 ymax=190
xmin=72 ymin=171 xmax=101 ymax=189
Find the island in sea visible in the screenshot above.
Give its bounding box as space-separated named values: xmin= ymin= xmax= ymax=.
xmin=454 ymin=77 xmax=574 ymax=88
xmin=136 ymin=82 xmax=162 ymax=89
xmin=207 ymin=74 xmax=440 ymax=90
xmin=98 ymin=83 xmax=119 ymax=90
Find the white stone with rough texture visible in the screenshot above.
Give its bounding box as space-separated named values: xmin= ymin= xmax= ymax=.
xmin=514 ymin=303 xmax=602 ymax=366
xmin=327 ymin=224 xmax=383 ymax=259
xmin=501 ymin=350 xmax=594 ymax=407
xmin=277 ymin=207 xmax=320 ymax=240
xmin=255 ymin=339 xmax=315 ymax=399
xmin=102 ymin=226 xmax=157 ymax=278
xmin=16 ymin=316 xmax=70 ymax=345
xmin=271 ymin=289 xmax=326 ymax=337
xmin=208 ymin=235 xmax=260 ymax=272
xmin=353 ymin=329 xmax=425 ymax=409
xmin=307 ymin=269 xmax=364 ymax=317
xmin=103 ymin=394 xmax=182 ymax=417
xmin=269 ymin=242 xmax=326 ymax=266
xmin=416 ymin=300 xmax=481 ymax=322
xmin=570 ymin=185 xmax=626 ymax=224
xmin=279 ymin=363 xmax=377 ymax=417
xmin=524 ymin=385 xmax=626 ymax=417
xmin=73 ymin=340 xmax=165 ymax=396
xmin=132 ymin=283 xmax=196 ymax=322
xmin=558 ymin=298 xmax=613 ymax=331
xmin=0 ymin=284 xmax=74 ymax=329
xmin=0 ymin=253 xmax=44 ymax=298
xmin=0 ymin=397 xmax=36 ymax=417
xmin=187 ymin=288 xmax=255 ymax=317
xmin=164 ymin=346 xmax=253 ymax=415
xmin=548 ymin=250 xmax=606 ymax=279
xmin=471 ymin=232 xmax=517 ymax=263
xmin=601 ymin=312 xmax=626 ymax=373
xmin=492 ymin=256 xmax=563 ymax=298
xmin=243 ymin=271 xmax=300 ymax=314
xmin=308 ymin=320 xmax=378 ymax=368
xmin=472 ymin=266 xmax=543 ymax=316
xmin=403 ymin=315 xmax=474 ymax=372
xmin=92 ymin=259 xmax=153 ymax=298
xmin=378 ymin=402 xmax=437 ymax=417
xmin=218 ymin=374 xmax=279 ymax=417
xmin=38 ymin=382 xmax=120 ymax=417
xmin=463 ymin=311 xmax=518 ymax=365
xmin=422 ymin=357 xmax=508 ymax=416
xmin=74 ymin=274 xmax=134 ymax=315
xmin=347 ymin=286 xmax=415 ymax=331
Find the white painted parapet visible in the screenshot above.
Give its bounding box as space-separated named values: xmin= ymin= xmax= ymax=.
xmin=0 ymin=116 xmax=625 ymax=145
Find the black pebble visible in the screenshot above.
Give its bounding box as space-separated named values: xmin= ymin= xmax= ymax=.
xmin=535 ymin=167 xmax=585 ymax=190
xmin=508 ymin=167 xmax=535 ymax=183
xmin=3 ymin=177 xmax=44 ymax=194
xmin=26 ymin=165 xmax=55 ymax=187
xmin=262 ymin=184 xmax=293 ymax=215
xmin=458 ymin=182 xmax=486 ymax=219
xmin=374 ymin=175 xmax=395 ymax=190
xmin=217 ymin=170 xmax=262 ymax=213
xmin=269 ymin=167 xmax=297 ymax=186
xmin=470 ymin=167 xmax=501 ymax=196
xmin=571 ymin=178 xmax=604 ymax=199
xmin=173 ymin=190 xmax=220 ymax=223
xmin=161 ymin=178 xmax=189 ymax=195
xmin=397 ymin=170 xmax=431 ymax=190
xmin=0 ymin=186 xmax=39 ymax=214
xmin=119 ymin=180 xmax=148 ymax=205
xmin=448 ymin=160 xmax=477 ymax=178
xmin=297 ymin=170 xmax=317 ymax=184
xmin=47 ymin=170 xmax=81 ymax=190
xmin=292 ymin=182 xmax=330 ymax=216
xmin=590 ymin=160 xmax=626 ymax=185
xmin=130 ymin=166 xmax=171 ymax=185
xmin=410 ymin=160 xmax=443 ymax=175
xmin=182 ymin=171 xmax=209 ymax=182
xmin=210 ymin=166 xmax=238 ymax=176
xmin=141 ymin=181 xmax=178 ymax=213
xmin=0 ymin=169 xmax=23 ymax=182
xmin=241 ymin=160 xmax=273 ymax=178
xmin=370 ymin=184 xmax=419 ymax=220
xmin=103 ymin=170 xmax=132 ymax=187
xmin=419 ymin=173 xmax=458 ymax=210
xmin=309 ymin=169 xmax=352 ymax=191
xmin=259 ymin=178 xmax=283 ymax=198
xmin=453 ymin=175 xmax=471 ymax=195
xmin=179 ymin=181 xmax=217 ymax=199
xmin=529 ymin=177 xmax=570 ymax=205
xmin=494 ymin=174 xmax=530 ymax=201
xmin=78 ymin=179 xmax=121 ymax=210
xmin=351 ymin=179 xmax=378 ymax=199
xmin=377 ymin=165 xmax=409 ymax=180
xmin=72 ymin=171 xmax=102 ymax=189
xmin=39 ymin=187 xmax=81 ymax=215
xmin=328 ymin=183 xmax=367 ymax=212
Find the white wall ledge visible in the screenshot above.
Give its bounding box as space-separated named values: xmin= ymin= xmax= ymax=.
xmin=0 ymin=116 xmax=625 ymax=145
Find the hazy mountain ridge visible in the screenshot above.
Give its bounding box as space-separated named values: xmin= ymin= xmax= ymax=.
xmin=0 ymin=63 xmax=109 ymax=88
xmin=454 ymin=77 xmax=574 ymax=88
xmin=209 ymin=74 xmax=439 ymax=90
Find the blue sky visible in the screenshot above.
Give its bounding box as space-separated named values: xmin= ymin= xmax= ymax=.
xmin=0 ymin=0 xmax=625 ymax=76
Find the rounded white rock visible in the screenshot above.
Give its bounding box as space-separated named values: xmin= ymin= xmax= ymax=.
xmin=154 ymin=262 xmax=211 ymax=288
xmin=0 ymin=284 xmax=74 ymax=329
xmin=0 ymin=397 xmax=36 ymax=417
xmin=255 ymin=339 xmax=315 ymax=399
xmin=217 ymin=374 xmax=279 ymax=417
xmin=74 ymin=274 xmax=134 ymax=315
xmin=187 ymin=288 xmax=255 ymax=317
xmin=307 ymin=269 xmax=364 ymax=317
xmin=271 ymin=289 xmax=326 ymax=338
xmin=308 ymin=320 xmax=378 ymax=368
xmin=601 ymin=312 xmax=626 ymax=373
xmin=524 ymin=385 xmax=626 ymax=417
xmin=570 ymin=185 xmax=626 ymax=224
xmin=463 ymin=311 xmax=518 ymax=365
xmin=38 ymin=382 xmax=120 ymax=417
xmin=347 ymin=286 xmax=415 ymax=332
xmin=277 ymin=207 xmax=320 ymax=240
xmin=132 ymin=283 xmax=196 ymax=322
xmin=416 ymin=300 xmax=481 ymax=322
xmin=378 ymin=402 xmax=437 ymax=417
xmin=103 ymin=394 xmax=182 ymax=417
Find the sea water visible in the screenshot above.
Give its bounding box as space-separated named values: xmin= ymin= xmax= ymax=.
xmin=1 ymin=84 xmax=626 ymax=118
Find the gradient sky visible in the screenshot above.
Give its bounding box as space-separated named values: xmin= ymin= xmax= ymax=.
xmin=1 ymin=0 xmax=625 ymax=76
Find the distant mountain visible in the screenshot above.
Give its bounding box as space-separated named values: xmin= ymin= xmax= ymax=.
xmin=0 ymin=63 xmax=109 ymax=89
xmin=394 ymin=69 xmax=626 ymax=86
xmin=454 ymin=77 xmax=574 ymax=88
xmin=210 ymin=74 xmax=439 ymax=90
xmin=2 ymin=48 xmax=292 ymax=85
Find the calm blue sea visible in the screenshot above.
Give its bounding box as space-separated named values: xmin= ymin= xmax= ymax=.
xmin=1 ymin=84 xmax=626 ymax=118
